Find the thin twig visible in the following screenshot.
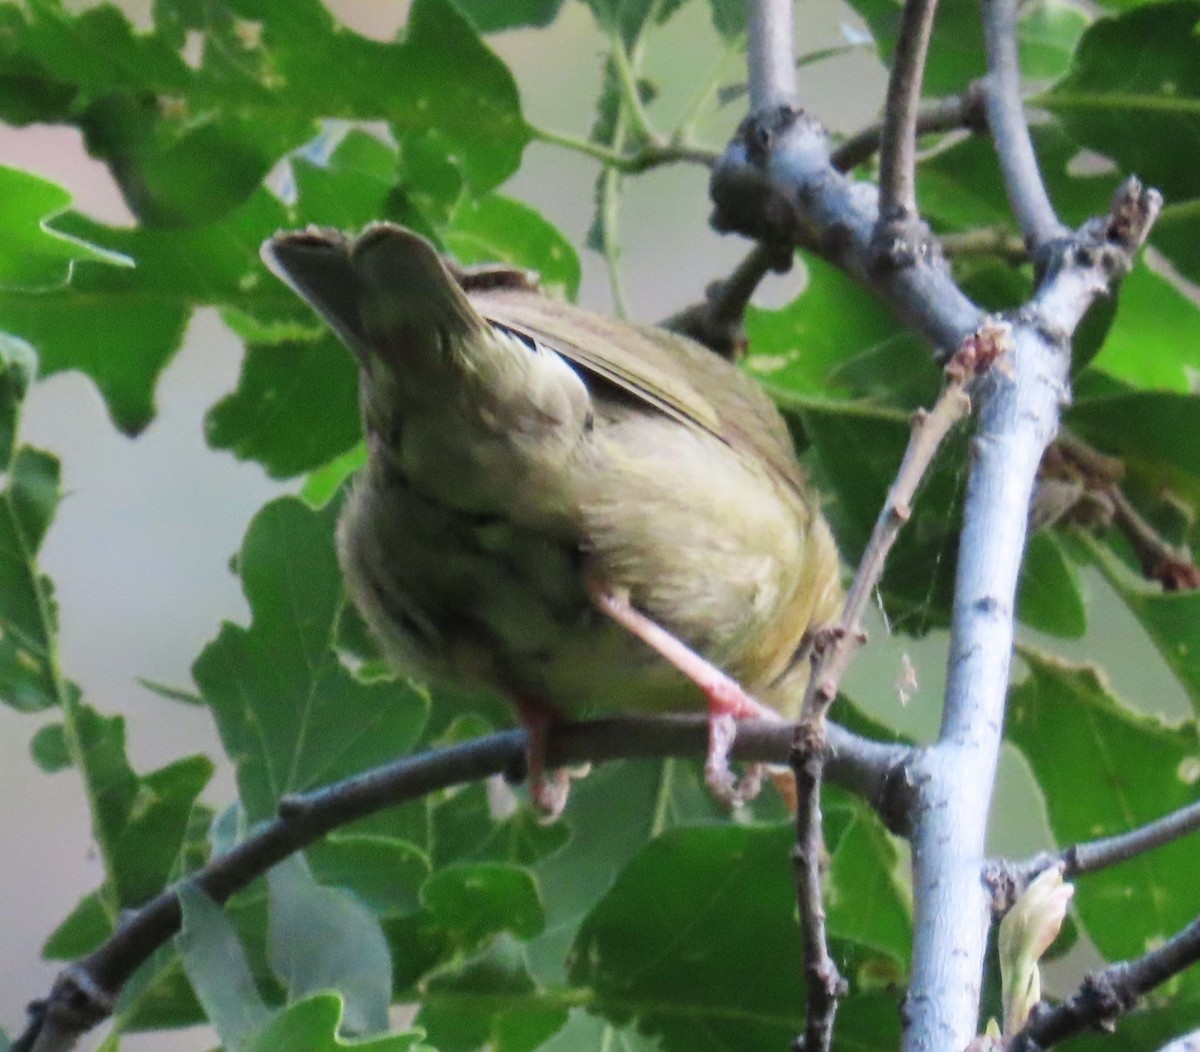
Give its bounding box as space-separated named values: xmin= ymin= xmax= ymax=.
xmin=1049 ymin=430 xmax=1200 ymax=590
xmin=831 ymin=80 xmax=989 ymax=172
xmin=530 ymin=125 xmax=717 ymax=172
xmin=13 ymin=715 xmax=907 ymax=1052
xmin=940 ymin=225 xmax=1028 ymax=263
xmin=1108 ymin=486 xmax=1200 ymax=590
xmin=607 ymin=24 xmax=659 ymax=145
xmin=801 ymin=324 xmax=1011 ymax=723
xmin=990 ymin=798 xmax=1200 ymax=913
xmin=877 ymin=0 xmax=941 ymax=220
xmin=599 ymin=161 xmax=629 ymax=317
xmin=980 ymin=0 xmax=1065 ymax=250
xmin=660 ymin=241 xmax=789 ymax=358
xmin=1064 ymin=796 xmax=1200 ymax=875
xmin=792 ymin=723 xmax=848 ymax=1052
xmin=1010 ymin=912 xmax=1200 ymax=1051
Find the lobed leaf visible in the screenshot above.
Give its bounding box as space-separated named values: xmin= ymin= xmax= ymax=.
xmin=1009 ymin=651 xmax=1200 ymax=977
xmin=191 ymin=495 xmax=428 ymax=822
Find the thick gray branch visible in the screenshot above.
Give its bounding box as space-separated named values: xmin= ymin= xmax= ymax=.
xmin=747 ymin=0 xmax=797 ymax=110
xmin=900 ymin=180 xmax=1160 ymax=1052
xmin=711 ymin=109 xmax=983 ymax=355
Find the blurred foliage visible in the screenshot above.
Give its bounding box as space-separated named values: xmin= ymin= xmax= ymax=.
xmin=1 ymin=0 xmax=1199 ymax=1049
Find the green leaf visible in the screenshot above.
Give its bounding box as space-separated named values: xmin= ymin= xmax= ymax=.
xmin=824 ymin=789 xmax=913 ymax=971
xmin=1088 ymin=542 xmax=1200 ymax=717
xmin=1017 ymin=0 xmax=1090 ymax=82
xmin=1151 ymin=199 xmax=1200 ymax=287
xmin=453 ymin=0 xmax=567 ymax=33
xmin=111 ymin=943 xmax=207 ymax=1031
xmin=745 ymin=254 xmax=934 ymax=408
xmin=1009 ymin=652 xmax=1200 ymax=970
xmin=0 ymin=0 xmax=527 ymax=225
xmin=0 ymin=339 xmax=64 ymax=713
xmin=43 ymin=890 xmax=112 ymax=960
xmin=419 ymin=935 xmax=569 ymax=1052
xmin=1086 ymin=262 xmax=1200 ymax=393
xmin=386 ymin=0 xmax=531 ymax=193
xmin=576 ymin=824 xmax=796 ymax=1022
xmin=1018 ymin=531 xmax=1087 ymax=639
xmin=447 ymin=195 xmax=582 ymax=299
xmin=431 ymin=780 xmax=570 ymax=869
xmin=29 ymin=720 xmax=69 ymax=771
xmin=244 ymin=993 xmax=432 ymax=1052
xmin=527 ymin=758 xmax=731 ymax=984
xmin=0 ymin=165 xmax=130 ymax=290
xmin=1068 ymin=391 xmax=1200 ymax=483
xmin=1041 ymin=1 xmax=1200 ymax=205
xmin=177 ymin=882 xmax=273 ymax=1051
xmin=303 ymin=445 xmax=367 ymax=509
xmin=850 ymin=0 xmax=1074 ymax=96
xmin=921 ymin=124 xmax=1114 ymax=238
xmin=584 ymin=0 xmax=687 ymax=49
xmin=268 ymin=856 xmax=392 ymax=1035
xmin=706 ymin=0 xmax=748 ymax=39
xmin=572 ymin=823 xmax=904 ymax=1050
xmin=0 ymin=188 xmax=288 ymax=435
xmin=192 ymin=495 xmax=429 ymax=821
xmin=206 ymin=333 xmax=362 ymax=479
xmin=308 ymin=835 xmax=431 ymax=917
xmin=71 ymin=704 xmax=214 ymax=907
xmin=422 ymin=862 xmax=545 ymax=944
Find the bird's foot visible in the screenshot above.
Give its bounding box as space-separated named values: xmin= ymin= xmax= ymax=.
xmin=515 ymin=698 xmax=584 ymax=821
xmin=589 ymin=583 xmax=779 ymax=807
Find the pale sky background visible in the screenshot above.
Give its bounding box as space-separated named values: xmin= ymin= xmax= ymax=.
xmin=0 ymin=1 xmax=1180 ymax=1048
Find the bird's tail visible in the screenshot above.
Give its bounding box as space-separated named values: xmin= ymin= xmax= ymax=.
xmin=261 ymin=224 xmax=486 ymax=376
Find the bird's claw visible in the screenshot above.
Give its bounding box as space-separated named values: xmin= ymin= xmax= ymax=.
xmin=705 ymin=712 xmax=766 ymax=807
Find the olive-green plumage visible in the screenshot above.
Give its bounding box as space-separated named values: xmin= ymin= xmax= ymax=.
xmin=262 ymin=224 xmax=842 ymax=726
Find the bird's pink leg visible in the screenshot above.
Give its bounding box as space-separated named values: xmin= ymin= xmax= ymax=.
xmin=589 ymin=585 xmax=779 ymax=806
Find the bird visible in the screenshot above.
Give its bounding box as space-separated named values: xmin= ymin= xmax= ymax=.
xmin=261 ymin=223 xmax=843 ymax=817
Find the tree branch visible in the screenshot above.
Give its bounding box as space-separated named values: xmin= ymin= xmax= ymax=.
xmin=747 ymin=0 xmax=797 ymax=111
xmin=900 ymin=178 xmax=1160 ymax=1052
xmin=876 ymin=0 xmax=940 ymax=222
xmin=800 ymin=327 xmax=1008 ymax=723
xmin=940 ymin=225 xmax=1027 ymax=264
xmin=980 ymin=0 xmax=1064 ymax=251
xmin=1043 ymin=429 xmax=1200 ymax=590
xmin=787 ymin=323 xmax=1008 ymax=1052
xmin=13 ymin=715 xmax=908 ymax=1052
xmin=989 ymin=797 xmax=1200 ymax=913
xmin=710 ymin=105 xmax=983 ymax=356
xmin=660 ymin=241 xmax=791 ymax=358
xmin=530 ymin=125 xmax=717 ymax=173
xmin=831 ymin=80 xmax=988 ymax=173
xmin=1010 ymin=912 xmax=1200 ymax=1051
xmin=1108 ymin=485 xmax=1200 ymax=591
xmin=791 ymin=723 xmax=848 ymax=1052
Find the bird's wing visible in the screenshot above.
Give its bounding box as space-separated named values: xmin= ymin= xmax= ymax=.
xmin=470 ymin=288 xmax=806 ymax=492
